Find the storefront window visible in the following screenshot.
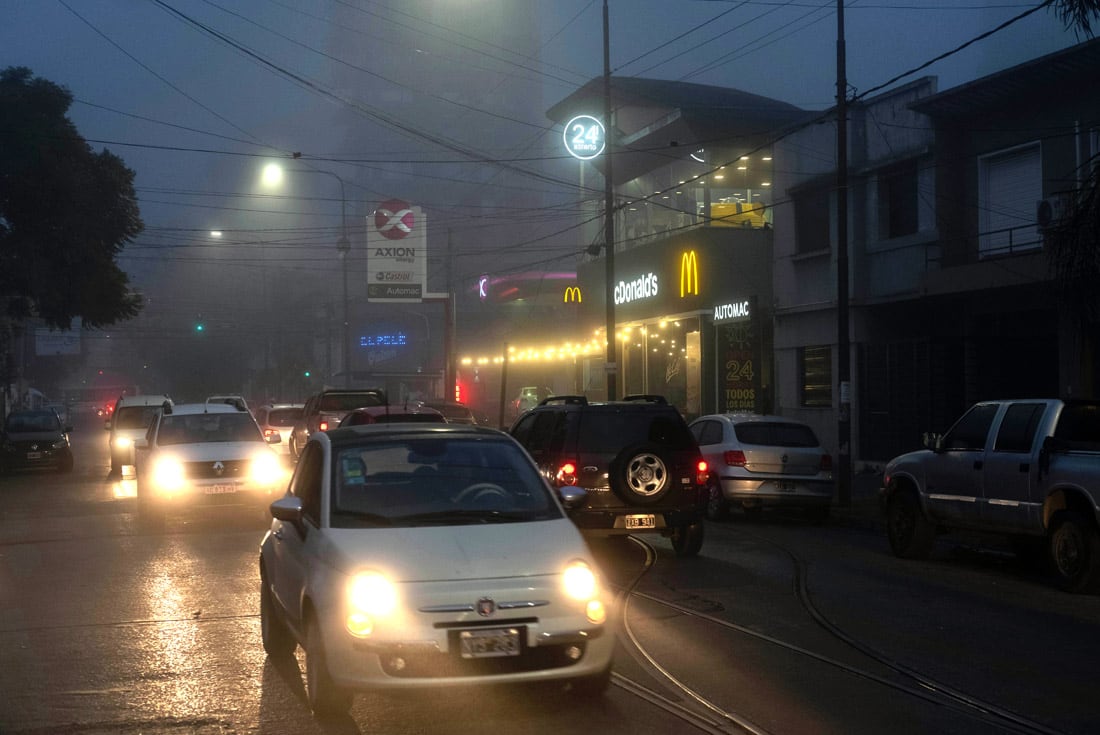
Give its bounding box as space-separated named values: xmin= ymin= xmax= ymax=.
xmin=619 ymin=318 xmax=701 ymax=415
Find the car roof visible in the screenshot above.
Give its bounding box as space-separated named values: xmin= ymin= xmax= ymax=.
xmin=257 ymin=403 xmax=304 ymax=410
xmin=693 ymin=413 xmax=810 ymax=425
xmin=348 ymin=404 xmax=443 ymax=415
xmin=115 ymin=394 xmax=172 ymax=407
xmin=166 ymin=402 xmax=245 ymax=416
xmin=326 ymin=423 xmax=506 ymax=444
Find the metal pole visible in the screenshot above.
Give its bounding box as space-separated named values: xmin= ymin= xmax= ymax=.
xmin=836 ymin=0 xmax=852 ymax=507
xmin=334 ymin=175 xmax=351 ymax=389
xmin=603 ymin=0 xmax=617 ymax=401
xmin=498 ymin=342 xmax=510 ymax=430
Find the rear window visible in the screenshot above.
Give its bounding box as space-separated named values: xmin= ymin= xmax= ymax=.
xmin=115 ymin=405 xmax=161 ymax=430
xmin=578 ymin=411 xmax=695 ymax=453
xmin=1054 ymin=402 xmax=1100 ymax=446
xmin=267 ymin=408 xmax=302 ymax=427
xmin=319 ymin=392 xmax=385 ymax=411
xmin=734 ymin=422 xmax=819 ymax=448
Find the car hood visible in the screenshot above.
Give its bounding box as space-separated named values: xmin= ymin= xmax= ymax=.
xmin=153 ymin=441 xmax=273 ymax=460
xmin=3 ymin=430 xmax=63 ymax=442
xmin=321 ymin=518 xmax=590 ymax=583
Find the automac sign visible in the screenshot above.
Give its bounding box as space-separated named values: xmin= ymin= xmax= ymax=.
xmin=713 ymin=300 xmax=751 ymax=323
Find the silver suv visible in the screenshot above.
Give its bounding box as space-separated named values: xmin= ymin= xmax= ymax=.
xmin=689 ymin=413 xmax=833 ymax=520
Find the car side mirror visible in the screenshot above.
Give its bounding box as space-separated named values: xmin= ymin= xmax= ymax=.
xmin=557 ymin=485 xmax=588 ymax=511
xmin=921 ymin=432 xmax=942 ymax=452
xmin=265 ymin=431 xmax=281 ymax=444
xmin=134 ymin=438 xmax=148 ymax=450
xmin=270 ymin=495 xmax=304 ymax=532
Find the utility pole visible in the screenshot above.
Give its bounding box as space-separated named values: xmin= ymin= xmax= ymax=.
xmin=603 ymin=0 xmax=617 ymax=401
xmin=836 ymin=0 xmax=852 ymax=507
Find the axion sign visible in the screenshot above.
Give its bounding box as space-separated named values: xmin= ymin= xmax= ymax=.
xmin=374 ymin=199 xmax=415 ymax=240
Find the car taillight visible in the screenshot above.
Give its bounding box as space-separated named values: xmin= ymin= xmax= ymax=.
xmin=319 ymin=420 xmax=329 ymax=431
xmin=695 ymin=460 xmax=709 ymax=486
xmin=820 ymin=453 xmax=833 ymax=471
xmin=556 ymin=461 xmax=578 ymax=486
xmin=724 ymin=450 xmax=747 ymax=467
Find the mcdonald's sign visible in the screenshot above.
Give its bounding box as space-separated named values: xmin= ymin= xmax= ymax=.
xmin=680 ymin=250 xmax=700 ymax=298
xmin=563 ymin=286 xmax=582 ymax=303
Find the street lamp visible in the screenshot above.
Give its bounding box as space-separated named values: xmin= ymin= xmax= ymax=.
xmin=260 ymin=162 xmax=352 ymax=387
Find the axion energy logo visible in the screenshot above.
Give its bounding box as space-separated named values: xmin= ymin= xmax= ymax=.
xmin=374 ymin=199 xmax=414 ymax=240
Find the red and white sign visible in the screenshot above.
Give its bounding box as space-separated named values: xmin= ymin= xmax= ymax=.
xmin=367 ymin=200 xmax=427 ymax=303
xmin=374 ymin=199 xmax=414 ymax=240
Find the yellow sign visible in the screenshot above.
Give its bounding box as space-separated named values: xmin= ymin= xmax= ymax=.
xmin=680 ymin=250 xmax=699 ymax=297
xmin=563 ymin=286 xmax=582 ymax=303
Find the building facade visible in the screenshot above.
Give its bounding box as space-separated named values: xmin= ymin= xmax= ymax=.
xmin=775 ymin=39 xmax=1100 ymax=464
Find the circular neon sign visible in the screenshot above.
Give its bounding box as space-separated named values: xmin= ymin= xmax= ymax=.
xmin=563 ymin=115 xmax=605 ymax=160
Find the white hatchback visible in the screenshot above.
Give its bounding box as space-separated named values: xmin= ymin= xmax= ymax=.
xmin=258 ymin=424 xmax=615 ymax=718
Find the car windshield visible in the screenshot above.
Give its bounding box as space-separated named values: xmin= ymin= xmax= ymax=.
xmin=5 ymin=411 xmax=60 ymax=433
xmin=330 ymin=436 xmax=560 ymax=528
xmin=114 ymin=405 xmax=160 ymax=430
xmin=157 ymin=413 xmax=262 ymax=445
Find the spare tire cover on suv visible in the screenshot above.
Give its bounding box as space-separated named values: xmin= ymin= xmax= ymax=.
xmin=610 ymin=443 xmax=671 ymax=504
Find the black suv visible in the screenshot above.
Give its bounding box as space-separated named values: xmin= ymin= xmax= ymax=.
xmin=289 ymin=388 xmax=387 ymax=460
xmin=509 ymin=395 xmax=708 ymax=556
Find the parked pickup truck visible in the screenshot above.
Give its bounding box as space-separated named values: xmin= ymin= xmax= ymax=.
xmin=881 ymin=399 xmax=1100 ymax=593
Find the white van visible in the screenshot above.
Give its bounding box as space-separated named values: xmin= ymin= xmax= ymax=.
xmin=106 ymin=394 xmax=172 ymax=475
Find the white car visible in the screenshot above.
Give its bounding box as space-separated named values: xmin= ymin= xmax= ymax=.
xmin=258 ymin=424 xmax=615 ymax=718
xmin=133 ymin=399 xmax=289 ymax=527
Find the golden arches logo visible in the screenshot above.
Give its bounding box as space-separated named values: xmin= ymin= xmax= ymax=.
xmin=563 ymin=286 xmax=582 ymax=303
xmin=680 ymin=250 xmax=699 ymax=297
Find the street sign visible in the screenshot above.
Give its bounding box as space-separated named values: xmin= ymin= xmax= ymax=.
xmin=563 ymin=114 xmax=605 ymax=160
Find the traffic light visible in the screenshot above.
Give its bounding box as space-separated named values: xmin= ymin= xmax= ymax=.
xmin=195 ymin=323 xmax=205 ymax=333
xmin=303 ymin=370 xmax=311 ymax=378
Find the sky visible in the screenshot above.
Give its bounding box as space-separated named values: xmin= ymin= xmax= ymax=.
xmin=1 ymin=0 xmax=1088 ymax=297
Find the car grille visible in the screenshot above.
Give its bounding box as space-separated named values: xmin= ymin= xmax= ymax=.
xmin=184 ymin=459 xmax=249 ymax=480
xmin=376 ymin=630 xmax=586 ymax=678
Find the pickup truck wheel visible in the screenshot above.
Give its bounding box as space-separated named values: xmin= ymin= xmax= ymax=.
xmin=886 ymin=490 xmax=934 ymax=559
xmin=1048 ymin=511 xmax=1100 ymax=594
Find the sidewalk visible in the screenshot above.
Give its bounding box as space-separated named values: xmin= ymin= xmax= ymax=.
xmin=829 ymin=468 xmax=885 ymax=531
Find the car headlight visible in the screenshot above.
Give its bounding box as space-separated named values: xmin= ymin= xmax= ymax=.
xmin=51 ymin=438 xmax=68 ymax=450
xmin=151 ymin=457 xmax=186 ymax=493
xmin=346 ymin=571 xmax=397 ymax=637
xmin=113 ymin=437 xmax=132 ymax=451
xmin=563 ymin=560 xmax=606 ymax=625
xmin=249 ymin=453 xmax=283 ymax=485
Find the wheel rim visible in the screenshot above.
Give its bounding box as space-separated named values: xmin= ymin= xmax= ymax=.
xmin=707 ymin=486 xmax=722 ymax=516
xmin=626 ymin=454 xmax=667 ymax=496
xmin=1053 ymin=524 xmax=1084 ymax=578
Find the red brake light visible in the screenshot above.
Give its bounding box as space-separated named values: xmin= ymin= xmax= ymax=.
xmin=695 ymin=460 xmax=709 ymax=486
xmin=319 ymin=420 xmax=329 ymax=431
xmin=724 ymin=450 xmax=747 ymax=467
xmin=556 ymin=461 xmax=578 ymax=486
xmin=820 ymin=453 xmax=833 ymax=471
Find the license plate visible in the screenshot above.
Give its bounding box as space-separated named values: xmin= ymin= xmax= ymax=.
xmin=204 ymin=484 xmax=238 ymax=495
xmin=776 ymin=481 xmax=795 ymax=492
xmin=26 ymin=452 xmax=42 ymax=460
xmin=459 ymin=628 xmax=520 ymax=658
xmin=625 ymin=514 xmax=656 ymax=529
